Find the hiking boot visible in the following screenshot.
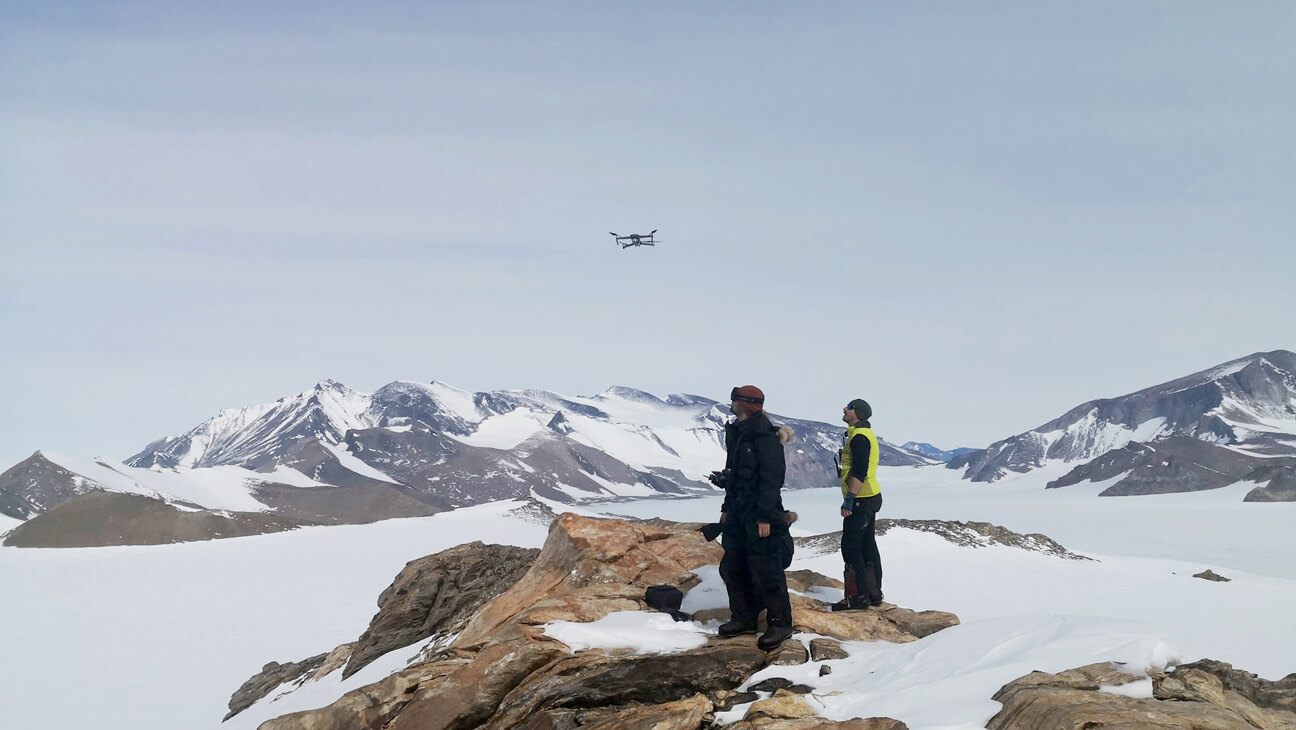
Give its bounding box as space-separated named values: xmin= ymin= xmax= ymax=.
xmin=757 ymin=622 xmax=795 ymax=651
xmin=717 ymin=619 xmax=758 ymax=638
xmin=830 ymin=596 xmax=871 ymax=612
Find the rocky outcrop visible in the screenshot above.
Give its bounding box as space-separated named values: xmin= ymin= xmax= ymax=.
xmin=1194 ymin=569 xmax=1231 ymax=582
xmin=1244 ymin=462 xmax=1296 ymax=502
xmin=343 ymin=541 xmax=540 ymax=678
xmin=988 ymin=660 xmax=1296 ymax=729
xmin=224 ymin=654 xmax=329 ymax=721
xmin=239 ymin=514 xmax=946 ymax=729
xmin=795 ymin=518 xmax=1092 ymax=562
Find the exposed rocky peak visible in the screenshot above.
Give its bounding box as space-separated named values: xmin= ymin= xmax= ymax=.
xmin=231 ymin=514 xmax=959 ymax=729
xmin=0 ymin=452 xmax=101 ymax=520
xmin=126 ymin=379 xmax=375 ymax=470
xmin=370 ymin=381 xmax=476 ymax=435
xmin=546 ymin=410 xmax=575 ymax=435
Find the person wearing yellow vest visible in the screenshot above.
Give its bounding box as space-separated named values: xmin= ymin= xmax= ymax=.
xmin=831 ymin=398 xmax=885 ymax=611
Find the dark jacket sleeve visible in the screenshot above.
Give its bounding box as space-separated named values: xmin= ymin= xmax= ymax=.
xmin=720 ymin=425 xmax=735 ymax=514
xmin=753 ymin=431 xmax=786 ymax=522
xmin=848 ymin=433 xmax=871 ymax=483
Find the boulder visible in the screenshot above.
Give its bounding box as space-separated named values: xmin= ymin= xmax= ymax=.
xmin=809 ymin=638 xmax=849 ymax=662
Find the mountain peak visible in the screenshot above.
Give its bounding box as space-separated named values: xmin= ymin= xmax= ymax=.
xmin=596 ymin=386 xmax=665 ymax=404
xmin=953 ymin=350 xmax=1296 ymax=498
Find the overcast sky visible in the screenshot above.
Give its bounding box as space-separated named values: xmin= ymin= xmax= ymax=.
xmin=2 ymin=1 xmax=1293 ymax=469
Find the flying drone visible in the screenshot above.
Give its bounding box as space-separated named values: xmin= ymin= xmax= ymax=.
xmin=609 ymin=230 xmax=658 ymax=249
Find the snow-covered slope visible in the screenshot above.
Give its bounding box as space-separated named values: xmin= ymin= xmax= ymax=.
xmin=950 ymin=350 xmax=1296 ymax=500
xmin=0 ymin=450 xmax=327 ymax=519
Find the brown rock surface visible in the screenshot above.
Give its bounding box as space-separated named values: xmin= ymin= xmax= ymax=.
xmin=744 ymin=688 xmax=818 ymax=721
xmin=579 ymin=694 xmax=713 ymax=730
xmin=484 ymin=642 xmax=770 ymax=729
xmin=809 ymin=638 xmax=849 ymax=662
xmin=223 ymin=654 xmax=327 ymax=721
xmin=988 ymin=660 xmax=1296 ymax=730
xmin=454 ymin=513 xmax=721 ymax=649
xmin=344 ymin=541 xmax=539 ymax=677
xmin=790 ymin=594 xmax=959 ymax=643
xmin=249 ymin=513 xmax=959 ymax=730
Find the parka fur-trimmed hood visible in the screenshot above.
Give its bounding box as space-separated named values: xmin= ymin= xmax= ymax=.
xmin=776 ymin=425 xmax=795 ymax=444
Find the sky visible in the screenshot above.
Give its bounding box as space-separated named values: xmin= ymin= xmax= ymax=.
xmin=3 ymin=469 xmax=1294 ymax=729
xmin=3 ymin=1 xmax=1295 ymax=470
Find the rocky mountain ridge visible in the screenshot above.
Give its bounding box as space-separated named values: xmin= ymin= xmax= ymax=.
xmin=899 ymin=442 xmax=979 ymax=463
xmin=0 ymin=381 xmax=933 ymax=547
xmin=950 ymin=350 xmax=1296 ymax=501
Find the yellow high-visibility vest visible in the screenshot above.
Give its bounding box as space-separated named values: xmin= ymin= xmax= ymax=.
xmin=840 ymin=424 xmax=881 ymax=498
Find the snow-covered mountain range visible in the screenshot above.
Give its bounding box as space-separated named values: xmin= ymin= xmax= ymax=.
xmin=899 ymin=441 xmax=979 ymax=463
xmin=950 ymin=350 xmax=1296 ymax=501
xmin=0 ymin=382 xmax=931 ymax=546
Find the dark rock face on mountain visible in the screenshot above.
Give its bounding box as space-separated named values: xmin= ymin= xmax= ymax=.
xmin=231 ymin=513 xmax=952 ymax=729
xmin=952 ymin=351 xmax=1296 ymax=500
xmin=0 ymin=453 xmax=100 ymax=520
xmin=988 ymin=660 xmax=1296 ymax=730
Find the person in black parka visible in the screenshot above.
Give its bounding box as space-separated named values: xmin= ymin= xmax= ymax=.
xmin=711 ymin=384 xmax=796 ymax=651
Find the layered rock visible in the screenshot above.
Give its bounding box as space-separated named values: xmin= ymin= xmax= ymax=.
xmin=344 ymin=541 xmax=541 ymax=678
xmin=988 ymin=660 xmax=1296 ymax=730
xmin=235 ymin=514 xmax=955 ymax=728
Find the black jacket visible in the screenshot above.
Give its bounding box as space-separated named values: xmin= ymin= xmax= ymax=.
xmin=720 ymin=413 xmax=787 ymax=526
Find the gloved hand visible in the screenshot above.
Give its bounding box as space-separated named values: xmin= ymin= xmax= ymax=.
xmin=841 ymin=497 xmax=855 ymax=514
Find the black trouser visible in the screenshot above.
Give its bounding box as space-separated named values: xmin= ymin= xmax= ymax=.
xmin=841 ymin=493 xmax=883 ymax=602
xmin=719 ymin=516 xmax=793 ymax=626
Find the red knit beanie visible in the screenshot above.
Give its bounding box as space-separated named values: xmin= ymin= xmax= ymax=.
xmin=730 ymin=385 xmax=765 ymax=414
